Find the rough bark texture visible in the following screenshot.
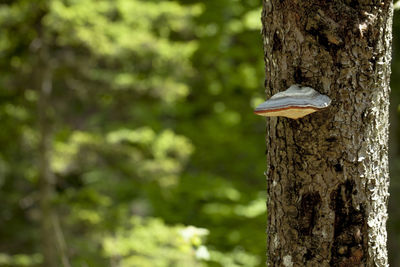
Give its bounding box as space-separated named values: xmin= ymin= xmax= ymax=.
xmin=262 ymin=1 xmax=392 ymax=266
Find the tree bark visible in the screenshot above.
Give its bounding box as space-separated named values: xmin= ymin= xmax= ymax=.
xmin=261 ymin=1 xmax=392 ymax=266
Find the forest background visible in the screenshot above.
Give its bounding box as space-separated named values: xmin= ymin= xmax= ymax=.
xmin=1 ymin=0 xmax=400 ymax=266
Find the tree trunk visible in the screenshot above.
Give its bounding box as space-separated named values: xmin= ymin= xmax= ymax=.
xmin=34 ymin=7 xmax=71 ymax=267
xmin=37 ymin=51 xmax=59 ymax=267
xmin=261 ymin=1 xmax=392 ymax=266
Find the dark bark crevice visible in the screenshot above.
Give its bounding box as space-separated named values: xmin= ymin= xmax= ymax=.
xmin=297 ymin=192 xmax=322 ymax=236
xmin=330 ymin=180 xmax=366 ymax=266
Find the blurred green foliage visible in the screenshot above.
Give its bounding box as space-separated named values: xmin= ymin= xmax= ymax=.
xmin=0 ymin=0 xmax=266 ymax=266
xmin=102 ymin=218 xmax=209 ymax=267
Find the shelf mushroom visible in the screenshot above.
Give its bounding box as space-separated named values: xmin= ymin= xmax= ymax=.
xmin=254 ymin=84 xmax=331 ymax=119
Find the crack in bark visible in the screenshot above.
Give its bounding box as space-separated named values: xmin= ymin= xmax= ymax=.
xmin=297 ymin=192 xmax=322 ymax=236
xmin=330 ymin=180 xmax=365 ymax=266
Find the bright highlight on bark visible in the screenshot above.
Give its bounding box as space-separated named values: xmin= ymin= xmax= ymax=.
xmin=254 ymin=84 xmax=331 ymax=119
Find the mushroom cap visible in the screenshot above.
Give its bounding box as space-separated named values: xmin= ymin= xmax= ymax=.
xmin=254 ymin=84 xmax=331 ymax=119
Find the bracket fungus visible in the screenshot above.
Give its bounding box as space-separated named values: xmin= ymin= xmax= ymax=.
xmin=254 ymin=84 xmax=331 ymax=119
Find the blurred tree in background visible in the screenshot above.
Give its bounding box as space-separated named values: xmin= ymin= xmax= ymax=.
xmin=0 ymin=0 xmax=399 ymax=266
xmin=0 ymin=0 xmax=266 ymax=266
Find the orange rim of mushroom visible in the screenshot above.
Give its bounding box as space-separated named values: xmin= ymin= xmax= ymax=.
xmin=254 ymin=106 xmax=321 ymax=114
